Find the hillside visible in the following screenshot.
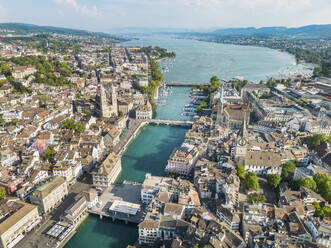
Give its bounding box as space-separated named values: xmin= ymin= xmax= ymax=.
xmin=0 ymin=23 xmax=127 ymax=41
xmin=212 ymin=24 xmax=331 ymax=39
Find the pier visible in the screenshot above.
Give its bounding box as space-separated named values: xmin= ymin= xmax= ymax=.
xmin=164 ymin=81 xmax=209 ymax=86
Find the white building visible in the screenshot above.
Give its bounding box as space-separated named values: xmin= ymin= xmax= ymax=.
xmin=216 ymin=205 xmax=240 ymax=231
xmin=244 ymin=151 xmax=283 ymax=175
xmin=0 ymin=199 xmax=41 ymax=248
xmin=135 ymin=102 xmax=152 ymax=120
xmin=30 ymin=176 xmax=68 ymax=214
xmin=138 ymin=220 xmax=161 ymax=245
xmin=165 ymin=144 xmax=199 ymax=176
xmin=80 ymin=189 xmax=98 ymax=210
xmin=92 ymin=153 xmax=121 ymax=187
xmin=53 ymin=165 xmax=74 ymax=184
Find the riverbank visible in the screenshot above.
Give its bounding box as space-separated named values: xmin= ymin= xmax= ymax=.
xmin=64 ymin=125 xmax=188 ymax=248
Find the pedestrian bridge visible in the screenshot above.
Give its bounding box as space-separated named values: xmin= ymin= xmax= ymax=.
xmin=147 ymin=119 xmax=194 ymax=127
xmin=164 ymin=81 xmax=208 ymax=86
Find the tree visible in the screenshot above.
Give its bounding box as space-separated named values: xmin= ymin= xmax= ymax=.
xmin=313 ymin=173 xmax=331 ymax=201
xmin=75 ymin=123 xmax=85 ymax=133
xmin=0 ymin=187 xmax=6 ymax=200
xmin=281 ymin=161 xmax=296 ymax=179
xmin=236 ymin=162 xmax=245 ymax=179
xmin=247 ymin=193 xmax=266 ymax=204
xmin=118 ymin=111 xmax=124 ymax=117
xmin=0 ymin=63 xmax=12 ymax=77
xmin=75 ymin=92 xmax=81 ymax=99
xmin=42 ymin=146 xmax=56 ymax=163
xmin=83 ymin=109 xmax=91 ymax=116
xmin=268 ymin=174 xmax=281 ymax=189
xmin=139 ymin=86 xmax=149 ymax=94
xmin=62 ymin=118 xmax=76 ymax=130
xmin=297 ymin=177 xmax=317 ymax=191
xmin=304 ymin=133 xmax=331 ymax=150
xmin=40 ymin=95 xmax=49 ymax=105
xmin=243 ymin=172 xmax=259 ymax=191
xmin=197 ymin=101 xmax=207 ymax=113
xmin=8 ymin=118 xmax=18 ymax=126
xmin=313 ymin=202 xmax=331 ymax=219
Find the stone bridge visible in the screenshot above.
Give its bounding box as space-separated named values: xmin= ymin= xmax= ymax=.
xmin=147 ymin=119 xmax=194 ymax=127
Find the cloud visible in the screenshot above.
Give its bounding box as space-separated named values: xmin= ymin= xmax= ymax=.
xmin=0 ymin=4 xmax=7 ymax=21
xmin=53 ymin=0 xmax=102 ymax=18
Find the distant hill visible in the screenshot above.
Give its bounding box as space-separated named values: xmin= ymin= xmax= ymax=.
xmin=212 ymin=24 xmax=331 ymax=39
xmin=0 ymin=22 xmax=127 ymax=41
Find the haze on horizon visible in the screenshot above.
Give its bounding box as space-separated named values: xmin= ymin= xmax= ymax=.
xmin=0 ymin=0 xmax=330 ymax=33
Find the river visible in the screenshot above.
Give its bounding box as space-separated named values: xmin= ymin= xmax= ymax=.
xmin=65 ymin=36 xmax=311 ymax=248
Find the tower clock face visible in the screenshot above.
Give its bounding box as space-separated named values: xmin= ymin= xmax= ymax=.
xmin=238 ymin=137 xmax=247 ymax=146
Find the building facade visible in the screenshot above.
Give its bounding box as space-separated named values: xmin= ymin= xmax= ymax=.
xmin=0 ymin=199 xmax=41 ymax=248
xmin=30 ymin=176 xmax=68 ymax=214
xmin=92 ymin=153 xmax=121 ymax=187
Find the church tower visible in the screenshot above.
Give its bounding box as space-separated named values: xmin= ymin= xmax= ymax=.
xmin=235 ymin=113 xmax=248 ymax=161
xmin=216 ymin=83 xmax=224 ymax=125
xmin=109 ymin=84 xmax=118 ymax=116
xmin=99 ymin=83 xmax=118 ymax=118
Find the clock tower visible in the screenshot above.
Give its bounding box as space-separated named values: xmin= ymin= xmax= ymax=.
xmin=235 ymin=113 xmax=248 ymax=161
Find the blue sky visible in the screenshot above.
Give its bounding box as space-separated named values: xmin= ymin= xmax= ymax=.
xmin=0 ymin=0 xmax=330 ymax=32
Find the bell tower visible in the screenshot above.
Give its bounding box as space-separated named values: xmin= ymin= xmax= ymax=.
xmin=216 ymin=83 xmax=224 ymax=124
xmin=235 ymin=113 xmax=248 ymax=161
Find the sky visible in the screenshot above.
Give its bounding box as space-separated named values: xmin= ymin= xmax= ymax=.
xmin=0 ymin=0 xmax=330 ymax=32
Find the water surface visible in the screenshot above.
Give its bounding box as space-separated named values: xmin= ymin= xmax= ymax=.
xmin=122 ymin=36 xmax=312 ymax=82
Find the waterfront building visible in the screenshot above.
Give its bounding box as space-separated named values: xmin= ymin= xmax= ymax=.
xmin=165 ymin=144 xmax=199 ymax=176
xmin=141 ymin=174 xmax=173 ymax=204
xmin=61 ymin=196 xmax=87 ymax=227
xmin=92 ymin=152 xmax=121 ymax=187
xmin=30 ymin=176 xmax=68 ymax=214
xmin=138 ymin=220 xmax=161 ymax=245
xmin=135 ymin=102 xmax=152 ymax=119
xmin=78 ymin=188 xmax=98 ymax=210
xmin=0 ymin=199 xmax=41 ymax=248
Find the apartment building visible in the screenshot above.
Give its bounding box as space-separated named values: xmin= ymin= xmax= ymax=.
xmin=30 ymin=176 xmax=68 ymax=214
xmin=92 ymin=153 xmax=121 ymax=187
xmin=0 ymin=199 xmax=41 ymax=248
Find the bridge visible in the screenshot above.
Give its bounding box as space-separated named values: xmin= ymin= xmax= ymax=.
xmin=164 ymin=81 xmax=209 ymax=86
xmin=147 ymin=119 xmax=194 ymax=127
